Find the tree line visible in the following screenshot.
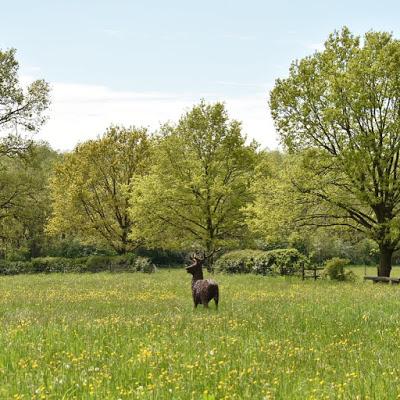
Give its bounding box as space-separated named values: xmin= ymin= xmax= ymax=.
xmin=2 ymin=27 xmax=400 ymax=276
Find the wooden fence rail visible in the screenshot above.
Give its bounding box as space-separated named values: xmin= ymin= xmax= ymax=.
xmin=301 ymin=265 xmax=324 ymax=281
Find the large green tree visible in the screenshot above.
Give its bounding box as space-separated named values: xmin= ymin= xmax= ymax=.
xmin=48 ymin=126 xmax=151 ymax=254
xmin=0 ymin=48 xmax=50 ymax=254
xmin=130 ymin=101 xmax=257 ymax=258
xmin=270 ymin=27 xmax=400 ymax=276
xmin=0 ymin=143 xmax=59 ymax=259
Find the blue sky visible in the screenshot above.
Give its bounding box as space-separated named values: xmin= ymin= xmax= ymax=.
xmin=1 ymin=0 xmax=399 ymax=150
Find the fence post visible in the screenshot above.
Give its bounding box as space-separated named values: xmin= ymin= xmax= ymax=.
xmin=313 ymin=265 xmax=317 ymax=281
xmin=302 ymin=263 xmax=305 ymax=280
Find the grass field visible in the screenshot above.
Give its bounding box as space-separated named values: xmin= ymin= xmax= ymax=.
xmin=349 ymin=265 xmax=400 ymax=278
xmin=2 ymin=270 xmax=400 ymax=399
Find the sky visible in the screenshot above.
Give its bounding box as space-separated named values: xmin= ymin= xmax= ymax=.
xmin=1 ymin=0 xmax=400 ymax=151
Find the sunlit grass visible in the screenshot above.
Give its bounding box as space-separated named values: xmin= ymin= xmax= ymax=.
xmin=349 ymin=265 xmax=400 ymax=278
xmin=1 ymin=270 xmax=400 ymax=399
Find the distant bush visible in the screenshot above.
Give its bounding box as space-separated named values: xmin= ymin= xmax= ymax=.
xmin=323 ymin=258 xmax=355 ymax=281
xmin=214 ymin=250 xmax=265 ymax=274
xmin=31 ymin=257 xmax=87 ymax=273
xmin=108 ymin=254 xmax=155 ymax=273
xmin=0 ymin=254 xmax=155 ymax=276
xmin=85 ymin=255 xmax=112 ymax=273
xmin=134 ymin=256 xmax=156 ymax=273
xmin=136 ymin=248 xmax=185 ymax=266
xmin=214 ymin=248 xmax=308 ymax=276
xmin=0 ymin=260 xmax=32 ymax=275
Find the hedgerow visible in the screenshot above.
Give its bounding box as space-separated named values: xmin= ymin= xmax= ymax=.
xmin=0 ymin=254 xmax=155 ymax=275
xmin=214 ymin=248 xmax=308 ymax=276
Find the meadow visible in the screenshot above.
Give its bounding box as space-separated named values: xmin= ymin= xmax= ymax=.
xmin=2 ymin=269 xmax=400 ymax=399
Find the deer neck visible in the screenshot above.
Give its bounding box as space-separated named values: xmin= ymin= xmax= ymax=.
xmin=191 ymin=268 xmax=204 ymax=286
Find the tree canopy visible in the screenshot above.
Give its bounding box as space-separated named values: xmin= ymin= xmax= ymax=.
xmin=130 ymin=101 xmax=258 ymax=256
xmin=270 ymin=27 xmax=400 ymax=276
xmin=0 ymin=143 xmax=58 ymax=259
xmin=0 ymin=48 xmax=52 ymax=259
xmin=48 ymin=126 xmax=151 ymax=254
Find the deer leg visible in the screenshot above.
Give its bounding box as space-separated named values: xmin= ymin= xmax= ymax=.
xmin=214 ymin=287 xmax=219 ymax=309
xmin=193 ymin=292 xmax=198 ymax=308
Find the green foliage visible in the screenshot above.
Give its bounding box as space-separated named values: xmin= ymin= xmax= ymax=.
xmin=130 ymin=101 xmax=258 ymax=254
xmin=134 ymin=256 xmax=156 ymax=273
xmin=246 ymin=151 xmax=306 ymax=246
xmin=214 ymin=248 xmax=308 ymax=276
xmin=0 ymin=143 xmax=59 ymax=259
xmin=214 ymin=249 xmax=267 ymax=274
xmin=0 ymin=48 xmax=49 ymax=141
xmin=85 ymin=256 xmax=112 ymax=273
xmin=0 ymin=254 xmax=154 ymax=275
xmin=323 ymin=258 xmax=356 ymax=281
xmin=85 ymin=253 xmax=155 ymax=273
xmin=30 ymin=257 xmax=87 ymax=273
xmin=48 ymin=126 xmax=152 ymax=254
xmin=269 ymin=28 xmax=400 ymax=276
xmin=0 ymin=260 xmax=32 ymax=275
xmin=136 ymin=248 xmax=185 ymax=266
xmin=44 ymin=236 xmax=113 ymax=258
xmin=0 ymin=49 xmax=50 ymax=257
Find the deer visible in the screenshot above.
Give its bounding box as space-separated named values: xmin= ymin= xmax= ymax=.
xmin=186 ymin=251 xmax=219 ymax=309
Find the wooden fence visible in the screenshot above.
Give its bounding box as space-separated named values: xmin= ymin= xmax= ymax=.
xmin=301 ymin=265 xmax=324 ymax=281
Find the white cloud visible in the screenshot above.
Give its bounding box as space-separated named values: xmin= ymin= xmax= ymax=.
xmin=21 ymin=77 xmax=279 ymax=151
xmin=225 ymin=95 xmax=278 ymax=149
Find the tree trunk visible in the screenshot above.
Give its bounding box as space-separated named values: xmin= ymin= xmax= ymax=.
xmin=205 ymin=240 xmax=213 ymax=272
xmin=378 ymin=245 xmax=393 ymax=277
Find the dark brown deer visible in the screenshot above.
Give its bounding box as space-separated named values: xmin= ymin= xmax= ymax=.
xmin=186 ymin=252 xmax=219 ymax=309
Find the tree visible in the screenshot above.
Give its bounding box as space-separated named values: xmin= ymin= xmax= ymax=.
xmin=129 ymin=101 xmax=257 ymax=259
xmin=0 ymin=143 xmax=59 ymax=259
xmin=270 ymin=27 xmax=400 ymax=276
xmin=245 ymin=150 xmax=296 ymax=247
xmin=0 ymin=48 xmax=49 ymax=156
xmin=246 ymin=150 xmax=380 ymax=264
xmin=48 ymin=126 xmax=151 ymax=254
xmin=0 ymin=48 xmax=50 ymax=254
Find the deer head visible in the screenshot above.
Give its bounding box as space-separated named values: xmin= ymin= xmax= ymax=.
xmin=185 ymin=249 xmax=221 ymax=277
xmin=186 ymin=253 xmax=205 ymax=278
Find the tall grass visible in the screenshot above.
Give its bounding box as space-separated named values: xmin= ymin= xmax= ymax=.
xmin=1 ymin=270 xmax=400 ymax=399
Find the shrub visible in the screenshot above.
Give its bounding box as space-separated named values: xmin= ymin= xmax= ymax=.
xmin=214 ymin=248 xmax=308 ymax=276
xmin=136 ymin=248 xmax=185 ymax=266
xmin=0 ymin=260 xmax=32 ymax=275
xmin=214 ymin=250 xmax=265 ymax=274
xmin=262 ymin=248 xmax=308 ymax=276
xmin=108 ymin=253 xmax=137 ymax=272
xmin=31 ymin=257 xmax=87 ymax=273
xmin=5 ymin=247 xmax=31 ymax=262
xmin=134 ymin=256 xmax=156 ymax=273
xmin=0 ymin=254 xmax=154 ymax=275
xmin=85 ymin=255 xmax=112 ymax=273
xmin=323 ymin=257 xmax=355 ymax=281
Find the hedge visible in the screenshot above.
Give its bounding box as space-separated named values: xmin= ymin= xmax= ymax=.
xmin=214 ymin=248 xmax=309 ymax=276
xmin=0 ymin=254 xmax=155 ymax=276
xmin=322 ymin=257 xmax=356 ymax=281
